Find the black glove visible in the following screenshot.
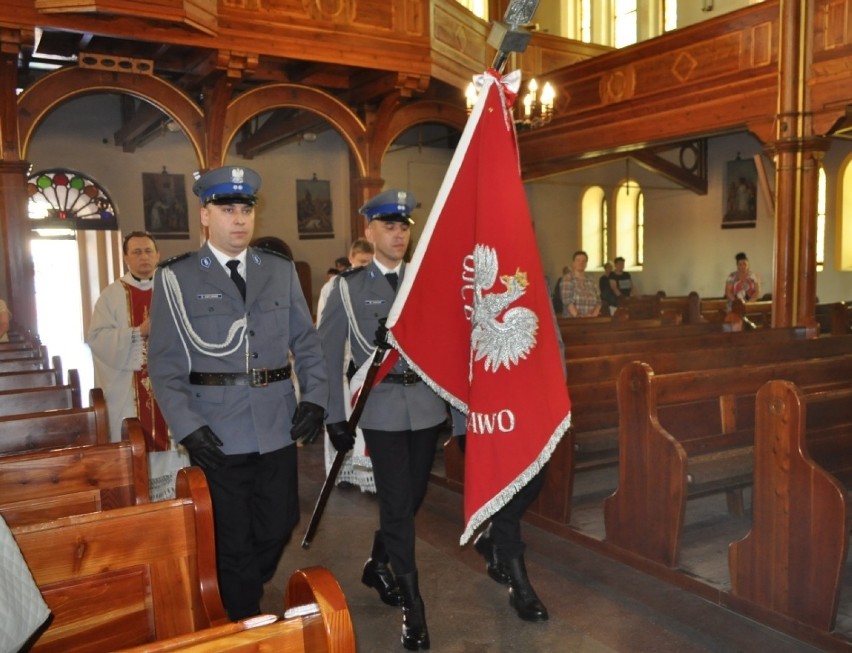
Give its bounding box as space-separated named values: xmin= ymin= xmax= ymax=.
xmin=291 ymin=401 xmax=325 ymax=444
xmin=374 ymin=318 xmax=392 ymax=351
xmin=326 ymin=421 xmax=356 ymax=453
xmin=181 ymin=425 xmax=226 ymax=471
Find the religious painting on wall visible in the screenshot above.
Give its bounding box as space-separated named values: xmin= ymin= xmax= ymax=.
xmin=296 ymin=176 xmax=334 ymax=240
xmin=722 ymin=157 xmax=758 ymax=229
xmin=142 ymin=170 xmax=189 ymax=239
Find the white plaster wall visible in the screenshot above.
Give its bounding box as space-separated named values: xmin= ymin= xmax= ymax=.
xmin=529 ymin=131 xmax=852 ymax=304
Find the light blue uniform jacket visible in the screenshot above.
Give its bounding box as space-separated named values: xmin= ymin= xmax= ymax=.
xmin=318 ymin=261 xmax=446 ymax=432
xmin=148 ymin=243 xmax=328 ymax=455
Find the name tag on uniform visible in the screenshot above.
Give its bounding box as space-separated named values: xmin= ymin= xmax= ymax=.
xmin=365 ymin=299 xmax=386 ymax=305
xmin=197 ymin=293 xmax=223 ymax=300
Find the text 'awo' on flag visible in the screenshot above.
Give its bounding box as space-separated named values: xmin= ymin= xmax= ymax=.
xmin=383 ymin=69 xmax=572 ymax=545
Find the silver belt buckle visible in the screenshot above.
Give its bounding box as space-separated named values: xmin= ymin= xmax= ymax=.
xmin=402 ymin=371 xmax=417 ymax=386
xmin=251 ymin=368 xmax=269 ymax=387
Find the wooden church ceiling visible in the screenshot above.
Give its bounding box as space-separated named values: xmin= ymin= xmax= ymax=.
xmin=17 ymin=27 xmax=461 ymax=155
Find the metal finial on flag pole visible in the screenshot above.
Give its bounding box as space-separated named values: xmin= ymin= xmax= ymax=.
xmin=488 ymin=0 xmax=541 ymax=73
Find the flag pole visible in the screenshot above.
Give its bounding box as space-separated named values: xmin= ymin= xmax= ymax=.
xmin=301 ymin=343 xmax=387 ymax=548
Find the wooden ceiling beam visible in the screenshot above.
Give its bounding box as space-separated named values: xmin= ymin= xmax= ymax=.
xmin=236 ymin=110 xmax=327 ymax=158
xmin=113 ymin=99 xmax=165 ymax=152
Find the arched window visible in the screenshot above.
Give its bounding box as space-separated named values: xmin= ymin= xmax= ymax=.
xmin=841 ymin=158 xmax=852 ymax=270
xmin=613 ymin=0 xmax=638 ymax=48
xmin=615 ymin=178 xmax=644 ymax=268
xmin=28 ymin=169 xmax=118 ymax=238
xmin=26 ymin=169 xmax=121 ymax=394
xmin=581 ymin=186 xmax=607 ymax=268
xmin=664 ymin=0 xmax=678 ymax=32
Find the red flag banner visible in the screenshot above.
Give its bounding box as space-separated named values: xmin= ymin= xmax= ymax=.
xmin=386 ymin=69 xmax=572 ymax=544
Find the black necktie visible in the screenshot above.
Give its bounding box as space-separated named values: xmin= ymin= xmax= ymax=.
xmin=385 ymin=272 xmax=398 ymax=292
xmin=226 ymin=260 xmax=246 ymax=301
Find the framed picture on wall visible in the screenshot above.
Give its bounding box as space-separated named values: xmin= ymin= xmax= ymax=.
xmin=722 ymin=157 xmax=758 ymax=229
xmin=142 ymin=170 xmax=189 ymax=239
xmin=296 ymin=176 xmax=334 ymax=240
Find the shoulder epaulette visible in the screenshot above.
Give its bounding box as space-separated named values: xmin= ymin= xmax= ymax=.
xmin=158 ymin=251 xmax=192 ymax=268
xmin=254 ymin=246 xmax=292 ymax=262
xmin=340 ymin=265 xmax=367 ymax=278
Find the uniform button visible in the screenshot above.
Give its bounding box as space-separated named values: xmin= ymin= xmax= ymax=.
xmin=249 ymin=330 xmax=255 ymax=336
xmin=195 ymin=392 xmax=201 ymax=398
xmin=252 ymin=352 xmax=258 ymax=359
xmin=208 ymin=307 xmax=214 ymax=313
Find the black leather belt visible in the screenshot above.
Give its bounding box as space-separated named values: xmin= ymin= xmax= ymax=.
xmin=382 ymin=371 xmax=420 ymax=386
xmin=189 ymin=366 xmax=291 ymax=387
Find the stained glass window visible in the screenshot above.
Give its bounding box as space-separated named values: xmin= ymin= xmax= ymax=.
xmin=28 ymin=169 xmax=118 ymax=237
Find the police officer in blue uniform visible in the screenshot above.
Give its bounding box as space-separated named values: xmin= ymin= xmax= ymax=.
xmin=147 ymin=165 xmax=328 ymax=621
xmin=319 ymin=189 xmax=446 ymax=651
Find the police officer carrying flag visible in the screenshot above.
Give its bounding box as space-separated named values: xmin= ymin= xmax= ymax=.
xmin=148 ymin=165 xmax=328 ymax=620
xmin=319 ymin=189 xmax=447 ymax=651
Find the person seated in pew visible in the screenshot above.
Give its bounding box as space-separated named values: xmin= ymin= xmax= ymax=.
xmin=609 ymin=256 xmax=633 ymax=306
xmin=724 ymin=252 xmax=761 ymax=307
xmin=599 ymin=262 xmax=617 ymax=315
xmin=560 ymin=250 xmax=602 ymax=318
xmin=0 ymin=297 xmax=10 ymax=342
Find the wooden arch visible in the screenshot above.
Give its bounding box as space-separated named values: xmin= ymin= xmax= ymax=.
xmin=222 ymin=84 xmax=368 ymax=174
xmin=368 ymin=98 xmax=467 ymax=179
xmin=17 ymin=67 xmax=206 ymax=166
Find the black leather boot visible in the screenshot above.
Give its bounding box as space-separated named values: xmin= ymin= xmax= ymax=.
xmin=473 ymin=526 xmax=511 ymax=585
xmin=504 ymin=555 xmax=549 ymax=622
xmin=396 ymin=571 xmax=430 ymax=650
xmin=361 ymin=531 xmax=403 ymax=607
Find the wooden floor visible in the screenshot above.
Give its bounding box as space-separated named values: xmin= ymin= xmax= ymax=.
xmin=263 ymin=443 xmax=826 ymax=653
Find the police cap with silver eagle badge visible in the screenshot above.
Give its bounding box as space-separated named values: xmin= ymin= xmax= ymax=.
xmin=192 ymin=166 xmax=261 ymax=206
xmin=359 ymin=189 xmax=416 ymax=225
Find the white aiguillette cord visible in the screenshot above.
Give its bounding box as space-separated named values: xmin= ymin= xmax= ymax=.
xmin=161 ymin=267 xmax=248 ymax=369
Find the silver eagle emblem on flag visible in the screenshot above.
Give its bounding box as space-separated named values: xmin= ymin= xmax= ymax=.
xmin=462 ymin=244 xmax=538 ymax=373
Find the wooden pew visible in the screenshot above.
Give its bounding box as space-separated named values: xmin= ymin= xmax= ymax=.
xmin=728 ymin=381 xmax=852 ymax=633
xmin=0 ymin=368 xmax=81 ymax=417
xmin=440 ymin=330 xmax=844 ymax=526
xmin=561 ymin=320 xmax=722 ymax=346
xmin=564 ymin=324 xmax=814 ymax=360
xmin=567 ymin=331 xmax=850 ymax=471
xmin=0 ymin=344 xmax=50 ymax=369
xmin=816 ymin=301 xmax=852 ymax=335
xmin=602 ymin=355 xmax=852 ymax=568
xmin=614 ymin=292 xmax=702 ymax=323
xmin=0 ymin=418 xmax=148 ymax=527
xmin=0 ymin=366 xmax=62 ymax=391
xmin=731 ymin=299 xmax=773 ymax=328
xmin=0 ymin=388 xmax=108 ymax=456
xmin=12 ymin=466 xmax=229 ymax=652
xmin=116 ymin=567 xmax=355 ymax=653
xmin=566 ymin=331 xmax=852 ymax=384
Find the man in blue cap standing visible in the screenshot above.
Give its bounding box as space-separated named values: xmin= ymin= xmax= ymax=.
xmin=148 ymin=165 xmax=328 ymax=620
xmin=319 ymin=188 xmax=446 ymax=651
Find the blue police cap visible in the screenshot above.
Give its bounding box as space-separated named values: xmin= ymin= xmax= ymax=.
xmin=192 ymin=166 xmax=261 ymax=206
xmin=359 ymin=189 xmax=415 ymax=224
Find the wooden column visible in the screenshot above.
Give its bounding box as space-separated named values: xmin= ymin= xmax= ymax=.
xmin=0 ymin=162 xmax=35 ymax=334
xmin=0 ymin=32 xmax=36 ymax=332
xmin=770 ymin=0 xmax=822 ymax=328
xmin=350 ymin=174 xmax=385 ymax=241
